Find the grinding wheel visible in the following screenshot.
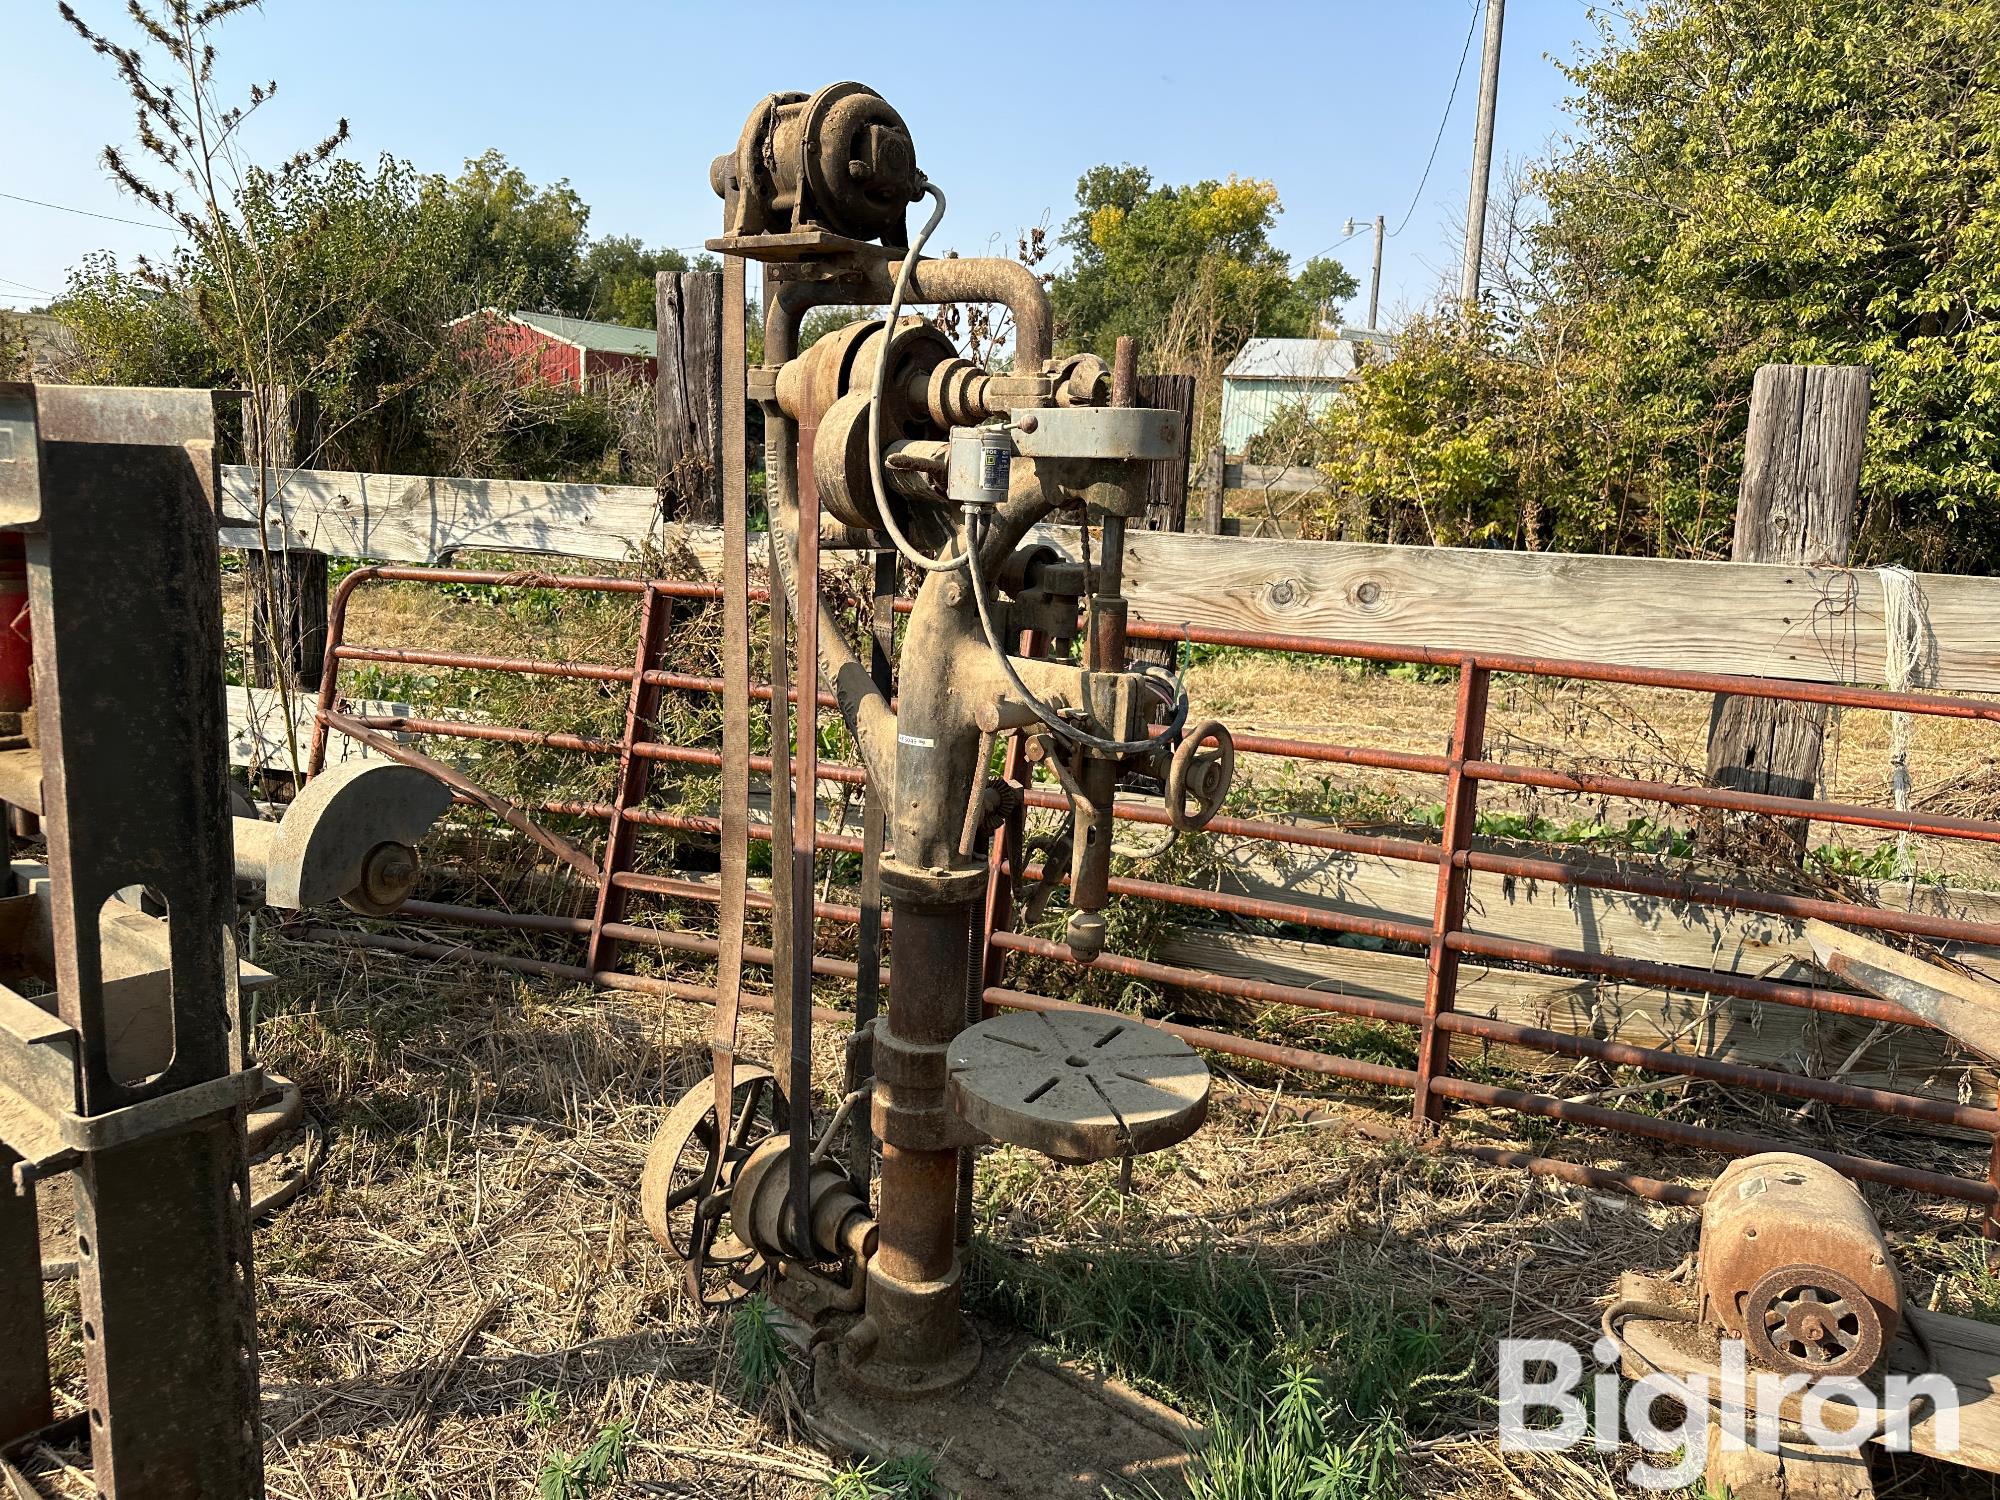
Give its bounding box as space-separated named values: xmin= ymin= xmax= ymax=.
xmin=947 ymin=1010 xmax=1208 ymax=1164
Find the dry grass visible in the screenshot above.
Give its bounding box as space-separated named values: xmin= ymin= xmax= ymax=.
xmin=126 ymin=560 xmax=2000 ymax=1497
xmin=21 ymin=924 xmax=2000 ymax=1497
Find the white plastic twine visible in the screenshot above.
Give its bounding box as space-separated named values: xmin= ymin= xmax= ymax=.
xmin=1877 ymin=565 xmax=1937 ymax=879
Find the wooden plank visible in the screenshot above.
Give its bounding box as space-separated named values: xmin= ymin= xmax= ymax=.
xmin=226 ymin=685 xmax=411 ymax=771
xmin=1025 ymin=528 xmax=2000 ymax=693
xmin=1195 ymin=837 xmax=2000 ymax=985
xmin=1222 ymin=461 xmax=1326 ymax=494
xmin=213 ymin=467 xmax=2000 ymax=692
xmin=1704 ymin=1415 xmax=1877 ymax=1499
xmin=1807 ymin=918 xmax=2000 ymax=1060
xmin=241 ymin=388 xmax=330 ymax=691
xmin=1198 ymin=448 xmax=1225 ymax=535
xmin=656 ymin=270 xmax=723 ymax=524
xmin=1136 ymin=373 xmax=1196 ymax=534
xmin=216 ymin=466 xmax=722 ymax=569
xmin=1158 ymin=926 xmax=1994 ymax=1110
xmin=1617 ymin=1271 xmax=2000 ymax=1476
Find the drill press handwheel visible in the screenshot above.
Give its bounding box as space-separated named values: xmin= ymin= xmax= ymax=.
xmin=947 ymin=1009 xmax=1209 ymax=1165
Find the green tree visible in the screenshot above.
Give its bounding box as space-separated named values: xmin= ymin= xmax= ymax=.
xmin=1050 ymin=165 xmax=1357 ymax=363
xmin=575 ymin=237 xmax=721 ymax=328
xmin=1534 ymin=0 xmax=2000 ymax=565
xmin=1312 ymin=0 xmax=2000 ymax=569
xmin=435 ymin=149 xmax=591 ymax=315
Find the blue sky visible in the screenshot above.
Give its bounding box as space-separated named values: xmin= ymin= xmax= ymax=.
xmin=0 ymin=1 xmax=1604 ymax=326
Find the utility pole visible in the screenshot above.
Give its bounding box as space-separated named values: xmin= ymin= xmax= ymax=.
xmin=1368 ymin=213 xmax=1385 ymax=329
xmin=1460 ymin=0 xmax=1505 ymax=311
xmin=1343 ymin=214 xmax=1387 ymax=331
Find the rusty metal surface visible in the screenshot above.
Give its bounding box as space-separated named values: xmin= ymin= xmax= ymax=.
xmin=712 ymin=84 xmax=921 ymax=247
xmin=10 ymin=386 xmax=262 ymax=1497
xmin=850 ymin=550 xmax=895 ymax=1186
xmin=947 ymin=1009 xmax=1208 ymax=1163
xmin=640 ymin=1067 xmax=783 ymax=1306
xmin=585 ymin=584 xmax=674 ymax=973
xmin=1699 ymin=1152 xmax=1902 ymax=1377
xmin=1416 ymin=664 xmax=1487 ymax=1122
xmin=710 ymin=253 xmax=752 ymax=1244
xmin=303 ymin=559 xmax=2000 ymax=1216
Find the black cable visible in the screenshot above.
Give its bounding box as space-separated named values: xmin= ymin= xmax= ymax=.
xmin=963 ymin=508 xmax=1187 ymax=756
xmin=0 ymin=188 xmax=177 ymax=231
xmin=1389 ymin=1 xmax=1484 ymax=238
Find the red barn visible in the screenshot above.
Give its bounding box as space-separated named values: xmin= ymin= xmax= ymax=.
xmin=451 ymin=309 xmax=658 ymax=389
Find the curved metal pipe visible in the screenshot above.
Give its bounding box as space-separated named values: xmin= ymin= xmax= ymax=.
xmin=894 ymin=255 xmax=1051 ymax=368
xmin=759 ymin=255 xmax=1058 ymax=791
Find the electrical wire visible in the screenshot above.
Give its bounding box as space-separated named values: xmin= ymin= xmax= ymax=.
xmin=0 ymin=188 xmax=177 ymax=231
xmin=867 ymin=180 xmax=968 ymax=573
xmin=962 ymin=506 xmax=1188 ymax=757
xmin=1389 ymin=0 xmax=1483 ymax=238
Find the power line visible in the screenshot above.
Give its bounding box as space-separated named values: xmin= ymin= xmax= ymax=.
xmin=1389 ymin=0 xmax=1483 ymax=238
xmin=1300 ymin=224 xmax=1365 ymax=265
xmin=0 ymin=274 xmax=53 ymax=296
xmin=0 ymin=188 xmax=178 ymax=232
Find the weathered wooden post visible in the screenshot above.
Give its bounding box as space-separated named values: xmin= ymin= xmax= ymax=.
xmin=656 ymin=269 xmax=724 ymax=524
xmin=1198 ymin=446 xmax=1226 ymax=535
xmin=244 ymin=385 xmax=329 ymax=692
xmin=1705 ymin=364 xmax=1872 ymax=852
xmin=1136 ymin=372 xmax=1197 ymax=533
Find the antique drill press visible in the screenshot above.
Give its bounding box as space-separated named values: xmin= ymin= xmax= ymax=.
xmin=640 ymin=83 xmax=1237 ymax=1407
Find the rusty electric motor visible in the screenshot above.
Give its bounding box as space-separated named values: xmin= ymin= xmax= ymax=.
xmin=710 ymin=81 xmax=922 ymax=246
xmin=1698 ymin=1152 xmax=1903 ymax=1378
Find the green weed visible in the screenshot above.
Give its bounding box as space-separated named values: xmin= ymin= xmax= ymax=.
xmin=1808 ymin=841 xmax=1907 ymax=881
xmin=731 ymin=1292 xmax=788 ymax=1400
xmin=1174 ymin=1366 xmax=1404 ymax=1500
xmin=817 ymin=1454 xmax=939 ymax=1499
xmin=970 ymin=1240 xmax=1478 ymax=1500
xmin=537 ymin=1420 xmax=630 ymax=1500
xmin=523 ymin=1387 xmax=559 ymax=1430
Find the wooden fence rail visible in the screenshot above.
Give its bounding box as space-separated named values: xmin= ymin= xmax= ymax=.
xmin=219 ymin=463 xmax=2000 ymax=694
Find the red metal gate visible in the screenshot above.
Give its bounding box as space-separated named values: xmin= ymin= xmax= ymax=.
xmin=302 ymin=564 xmax=2000 ymax=1217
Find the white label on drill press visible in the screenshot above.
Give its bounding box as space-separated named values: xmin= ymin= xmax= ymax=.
xmin=897 ymin=733 xmax=936 ymax=749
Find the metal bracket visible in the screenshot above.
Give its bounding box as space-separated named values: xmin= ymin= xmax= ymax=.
xmin=0 ymin=982 xmax=263 ymax=1187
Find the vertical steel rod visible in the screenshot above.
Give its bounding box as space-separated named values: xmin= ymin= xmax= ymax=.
xmin=710 ymin=254 xmax=751 ymax=1155
xmin=847 ymin=550 xmax=896 ymax=1186
xmin=1414 ymin=660 xmax=1489 ymax=1124
xmin=787 ymin=309 xmax=824 ymax=1256
xmin=585 ymin=583 xmax=672 ymax=974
